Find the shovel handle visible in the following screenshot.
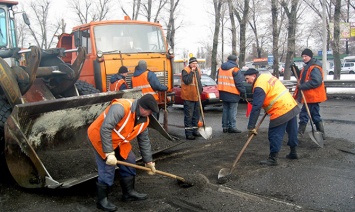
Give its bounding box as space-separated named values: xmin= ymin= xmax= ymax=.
xmin=230 ymin=113 xmax=267 ymax=171
xmin=291 ymin=66 xmax=316 ymax=129
xmin=116 ymin=160 xmax=186 ymax=182
xmin=194 ymin=71 xmax=206 ymax=128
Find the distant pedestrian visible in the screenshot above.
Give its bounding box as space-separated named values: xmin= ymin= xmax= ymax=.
xmin=244 ymin=69 xmax=300 ymax=166
xmin=293 ymin=48 xmax=327 ymax=140
xmin=217 ymin=55 xmax=246 ymax=133
xmin=109 ymin=66 xmax=129 ymax=91
xmin=181 ymin=57 xmax=203 ymax=140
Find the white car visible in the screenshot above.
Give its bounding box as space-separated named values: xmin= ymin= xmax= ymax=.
xmin=328 ymin=62 xmax=355 ymax=75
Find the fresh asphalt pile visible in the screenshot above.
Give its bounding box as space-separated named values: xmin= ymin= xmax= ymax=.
xmin=0 ymin=98 xmax=354 ymax=211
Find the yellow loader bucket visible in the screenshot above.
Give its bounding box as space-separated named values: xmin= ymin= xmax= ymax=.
xmin=4 ymin=89 xmax=173 ymax=189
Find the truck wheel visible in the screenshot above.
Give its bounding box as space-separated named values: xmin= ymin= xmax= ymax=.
xmin=75 ymin=80 xmax=100 ymax=95
xmin=0 ymin=98 xmax=11 ymax=174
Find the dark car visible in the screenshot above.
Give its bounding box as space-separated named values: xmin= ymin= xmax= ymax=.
xmin=173 ymin=74 xmax=221 ymax=109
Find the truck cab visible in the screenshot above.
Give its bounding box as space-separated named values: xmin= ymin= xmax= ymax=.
xmin=57 ymin=18 xmax=175 ymax=108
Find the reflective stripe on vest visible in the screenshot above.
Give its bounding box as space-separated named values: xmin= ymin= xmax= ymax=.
xmin=217 ymin=67 xmax=240 ymax=95
xmin=131 ymin=71 xmax=159 ymax=100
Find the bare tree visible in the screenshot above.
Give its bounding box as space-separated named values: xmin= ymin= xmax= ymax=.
xmin=271 ymin=0 xmax=280 ymax=77
xmin=227 ymin=0 xmax=237 ymax=56
xmin=233 ymin=0 xmax=249 ymax=68
xmin=69 ymin=0 xmax=113 ymax=24
xmin=26 ymin=0 xmax=62 ymax=49
xmin=140 ymin=0 xmax=168 ymax=22
xmin=121 ymin=0 xmax=141 ymax=20
xmin=332 ymin=0 xmax=342 ymax=80
xmin=211 ymin=0 xmax=224 ymax=80
xmin=281 ymin=0 xmax=300 ymax=80
xmin=166 ymin=0 xmax=181 ymax=51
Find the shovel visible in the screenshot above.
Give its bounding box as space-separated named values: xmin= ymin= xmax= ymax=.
xmin=291 ymin=66 xmax=324 ymax=148
xmin=116 ymin=160 xmax=194 ymax=187
xmin=218 ymin=113 xmax=267 ymax=184
xmin=194 ymin=72 xmax=212 ymax=139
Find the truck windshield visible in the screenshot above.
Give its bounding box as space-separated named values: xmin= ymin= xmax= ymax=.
xmin=0 ymin=8 xmax=7 ymax=47
xmin=94 ymin=24 xmax=166 ymax=53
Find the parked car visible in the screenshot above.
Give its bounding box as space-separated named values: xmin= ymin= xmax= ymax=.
xmin=173 ymin=74 xmax=221 ymax=109
xmin=328 ymin=62 xmax=355 ymax=75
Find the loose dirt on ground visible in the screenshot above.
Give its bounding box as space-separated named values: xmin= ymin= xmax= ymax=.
xmin=1 ymin=97 xmax=355 ymax=211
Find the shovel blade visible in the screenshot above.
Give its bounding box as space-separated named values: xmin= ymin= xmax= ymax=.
xmin=198 ymin=126 xmax=212 ymax=140
xmin=217 ymin=168 xmax=231 ymax=184
xmin=308 ymin=131 xmax=324 ymax=148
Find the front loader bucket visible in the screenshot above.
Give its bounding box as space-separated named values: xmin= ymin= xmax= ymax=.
xmin=4 ymin=89 xmax=145 ymax=189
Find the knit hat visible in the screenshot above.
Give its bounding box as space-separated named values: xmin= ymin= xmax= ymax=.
xmin=137 ymin=60 xmax=147 ymax=71
xmin=138 ymin=94 xmax=159 ymax=113
xmin=244 ymin=68 xmax=259 ymax=76
xmin=189 ymin=57 xmax=198 ymax=64
xmin=227 ymin=55 xmax=238 ymax=61
xmin=118 ymin=66 xmax=128 ymax=73
xmin=301 ymin=48 xmax=313 ymax=58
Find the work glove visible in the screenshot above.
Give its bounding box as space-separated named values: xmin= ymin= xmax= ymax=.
xmin=248 ymin=128 xmax=258 ymax=137
xmin=145 ymin=162 xmax=156 ymax=175
xmin=105 ymin=151 xmax=117 ymax=166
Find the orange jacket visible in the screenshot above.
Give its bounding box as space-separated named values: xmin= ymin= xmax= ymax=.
xmin=254 ymin=74 xmax=298 ymax=120
xmin=181 ymin=66 xmax=201 ymax=101
xmin=217 ymin=67 xmax=241 ymax=95
xmin=131 ymin=71 xmax=159 ymax=100
xmin=293 ymin=65 xmax=327 ymax=103
xmin=109 ymin=79 xmax=128 ymax=91
xmin=87 ymin=99 xmax=150 ymax=159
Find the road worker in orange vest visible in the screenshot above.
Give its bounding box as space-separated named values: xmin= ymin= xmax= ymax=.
xmin=293 ymin=48 xmax=327 ymax=140
xmin=217 ymin=55 xmax=246 ymax=133
xmin=244 ymin=68 xmax=300 ymax=166
xmin=109 ymin=66 xmax=129 ymax=91
xmin=87 ymin=94 xmax=158 ymax=211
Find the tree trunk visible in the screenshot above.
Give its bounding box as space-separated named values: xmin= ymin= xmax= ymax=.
xmin=211 ymin=0 xmax=223 ymax=80
xmin=271 ymin=0 xmax=280 ymax=78
xmin=227 ymin=0 xmax=237 ymax=56
xmin=332 ymin=0 xmax=341 ymax=80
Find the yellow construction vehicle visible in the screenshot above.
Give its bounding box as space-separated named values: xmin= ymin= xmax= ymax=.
xmin=0 ymin=1 xmax=173 ymax=189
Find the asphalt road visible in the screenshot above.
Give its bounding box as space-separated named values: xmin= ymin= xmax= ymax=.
xmin=0 ymin=97 xmax=354 ymax=212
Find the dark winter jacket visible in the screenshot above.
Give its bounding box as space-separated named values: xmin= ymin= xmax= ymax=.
xmin=217 ymin=60 xmax=246 ymax=103
xmin=110 ymin=74 xmax=128 ymax=90
xmin=132 ymin=67 xmax=167 ymax=91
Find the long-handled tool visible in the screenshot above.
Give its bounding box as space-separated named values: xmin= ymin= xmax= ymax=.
xmin=217 ymin=113 xmax=267 ymax=184
xmin=291 ymin=66 xmax=323 ymax=148
xmin=116 ymin=160 xmax=193 ymax=187
xmin=194 ymin=72 xmax=212 ymax=139
xmin=163 ymin=61 xmax=168 ymax=131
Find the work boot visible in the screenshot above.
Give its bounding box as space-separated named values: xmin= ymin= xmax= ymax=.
xmin=260 ymin=153 xmax=278 ymax=166
xmin=96 ymin=182 xmax=117 ymax=212
xmin=186 ymin=135 xmax=195 ymax=140
xmin=315 ymin=121 xmax=326 ymax=140
xmin=286 ymin=147 xmax=298 ymax=159
xmin=119 ymin=176 xmax=147 ymax=202
xmin=298 ymin=124 xmax=307 ymax=136
xmin=193 ymin=131 xmax=202 ymax=137
xmin=228 ymin=128 xmax=242 ymax=133
xmin=223 ymin=128 xmax=228 ymax=133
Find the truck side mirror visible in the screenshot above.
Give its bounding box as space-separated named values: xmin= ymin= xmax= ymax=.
xmin=22 ymin=12 xmax=30 ymax=26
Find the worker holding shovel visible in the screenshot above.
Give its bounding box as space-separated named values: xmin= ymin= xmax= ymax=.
xmin=293 ymin=48 xmax=327 ymax=140
xmin=244 ymin=69 xmax=300 ymax=166
xmin=181 ymin=57 xmax=203 ymax=140
xmin=87 ymin=94 xmax=158 ymax=211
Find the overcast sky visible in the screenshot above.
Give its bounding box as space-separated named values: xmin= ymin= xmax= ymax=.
xmin=16 ymin=0 xmax=213 ymax=58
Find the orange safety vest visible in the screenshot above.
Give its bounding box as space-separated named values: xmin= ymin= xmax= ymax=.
xmin=293 ymin=65 xmax=327 ymax=103
xmin=254 ymin=74 xmax=298 ymax=120
xmin=181 ymin=66 xmax=201 ymax=101
xmin=87 ymin=99 xmax=149 ymax=159
xmin=131 ymin=71 xmax=159 ymax=100
xmin=109 ymin=79 xmax=128 ymax=91
xmin=217 ymin=67 xmax=241 ymax=95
